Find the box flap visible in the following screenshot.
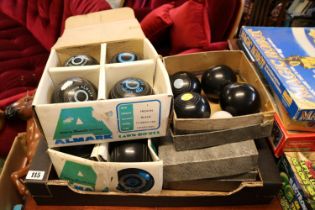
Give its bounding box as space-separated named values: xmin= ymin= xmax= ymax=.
xmin=54 ymin=8 xmax=145 ymax=49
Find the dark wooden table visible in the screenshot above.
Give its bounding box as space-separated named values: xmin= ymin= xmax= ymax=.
xmin=25 ymin=195 xmax=282 ymax=210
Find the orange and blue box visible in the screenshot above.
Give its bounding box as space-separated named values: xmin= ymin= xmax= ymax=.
xmin=240 ymin=26 xmax=315 ymax=122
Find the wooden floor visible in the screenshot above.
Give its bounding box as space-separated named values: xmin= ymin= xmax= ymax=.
xmin=25 ymin=196 xmax=282 ymax=210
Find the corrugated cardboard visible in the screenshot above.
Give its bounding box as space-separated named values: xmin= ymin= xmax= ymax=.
xmin=0 ymin=134 xmax=24 ymax=210
xmin=163 ymin=51 xmax=275 ymax=150
xmin=54 ymin=8 xmax=145 ymax=49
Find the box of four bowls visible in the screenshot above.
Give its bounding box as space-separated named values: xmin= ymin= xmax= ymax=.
xmin=164 ymin=51 xmax=275 ymax=151
xmin=32 ymin=8 xmax=172 ymax=194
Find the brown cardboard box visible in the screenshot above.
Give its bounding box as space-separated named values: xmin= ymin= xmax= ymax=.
xmin=164 ymin=51 xmax=275 ymax=151
xmin=0 ymin=134 xmax=25 ymax=210
xmin=24 ymin=137 xmax=281 ymax=206
xmin=274 ymin=94 xmax=315 ymax=132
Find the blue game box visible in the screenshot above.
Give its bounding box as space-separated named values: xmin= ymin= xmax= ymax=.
xmin=240 ymin=26 xmax=315 ymax=122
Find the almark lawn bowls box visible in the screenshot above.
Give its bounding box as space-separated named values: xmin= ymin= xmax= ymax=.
xmin=32 ymin=9 xmax=173 ymax=148
xmin=240 ymin=26 xmax=315 ymax=121
xmin=164 ymin=51 xmax=275 ymax=151
xmin=46 ymin=139 xmax=163 ymax=194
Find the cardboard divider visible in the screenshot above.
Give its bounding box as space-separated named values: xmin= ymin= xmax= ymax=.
xmin=100 ymin=43 xmax=107 ymax=67
xmin=105 ymin=39 xmax=158 ymax=63
xmin=153 ymin=59 xmax=173 ymax=95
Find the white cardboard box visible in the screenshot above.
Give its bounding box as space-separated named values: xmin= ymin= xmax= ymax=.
xmin=31 ymin=8 xmax=170 ymax=194
xmin=47 ymin=139 xmax=163 ymax=193
xmin=33 ymin=9 xmax=173 ymax=148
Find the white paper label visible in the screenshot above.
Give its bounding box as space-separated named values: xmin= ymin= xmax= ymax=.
xmin=26 ymin=170 xmax=45 ymax=180
xmin=117 ymin=100 xmax=161 ymax=132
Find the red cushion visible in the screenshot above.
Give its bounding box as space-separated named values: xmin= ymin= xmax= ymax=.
xmin=0 ymin=0 xmax=111 ymax=156
xmin=0 ymin=13 xmax=49 ymax=102
xmin=0 ymin=121 xmax=26 ymax=157
xmin=140 ymin=2 xmax=174 ymax=43
xmin=169 ymin=0 xmax=211 ymax=54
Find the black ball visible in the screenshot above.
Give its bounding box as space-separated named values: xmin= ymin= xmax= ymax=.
xmin=52 ymin=77 xmax=97 ymax=103
xmin=174 ymin=92 xmax=210 ymax=118
xmin=117 ymin=168 xmax=154 ymax=193
xmin=219 ymin=83 xmax=260 ymax=116
xmin=59 ymin=144 xmax=95 ymax=159
xmin=170 ymin=71 xmax=201 ymax=97
xmin=109 ymin=77 xmax=153 ymax=99
xmin=109 ymin=140 xmax=152 ymax=162
xmin=64 ymin=55 xmax=98 ymax=66
xmin=201 ymin=65 xmax=237 ymax=101
xmin=111 ymin=52 xmax=138 ymax=63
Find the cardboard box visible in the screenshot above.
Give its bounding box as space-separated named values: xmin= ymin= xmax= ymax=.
xmin=46 ymin=139 xmax=163 ymax=193
xmin=275 ymin=93 xmax=315 ymax=132
xmin=269 ymin=113 xmax=315 ymax=158
xmin=278 ymin=152 xmax=315 ymax=210
xmin=163 ymin=51 xmax=275 ymax=150
xmin=240 ymin=26 xmax=315 ymax=121
xmin=25 ymin=137 xmax=281 ymax=206
xmin=32 ymin=9 xmax=173 ymax=148
xmin=0 ymin=134 xmax=24 ymax=210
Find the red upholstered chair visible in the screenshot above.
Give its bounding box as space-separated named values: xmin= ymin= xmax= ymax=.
xmin=131 ymin=0 xmax=244 ymax=55
xmin=0 ymin=0 xmax=111 ymax=157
